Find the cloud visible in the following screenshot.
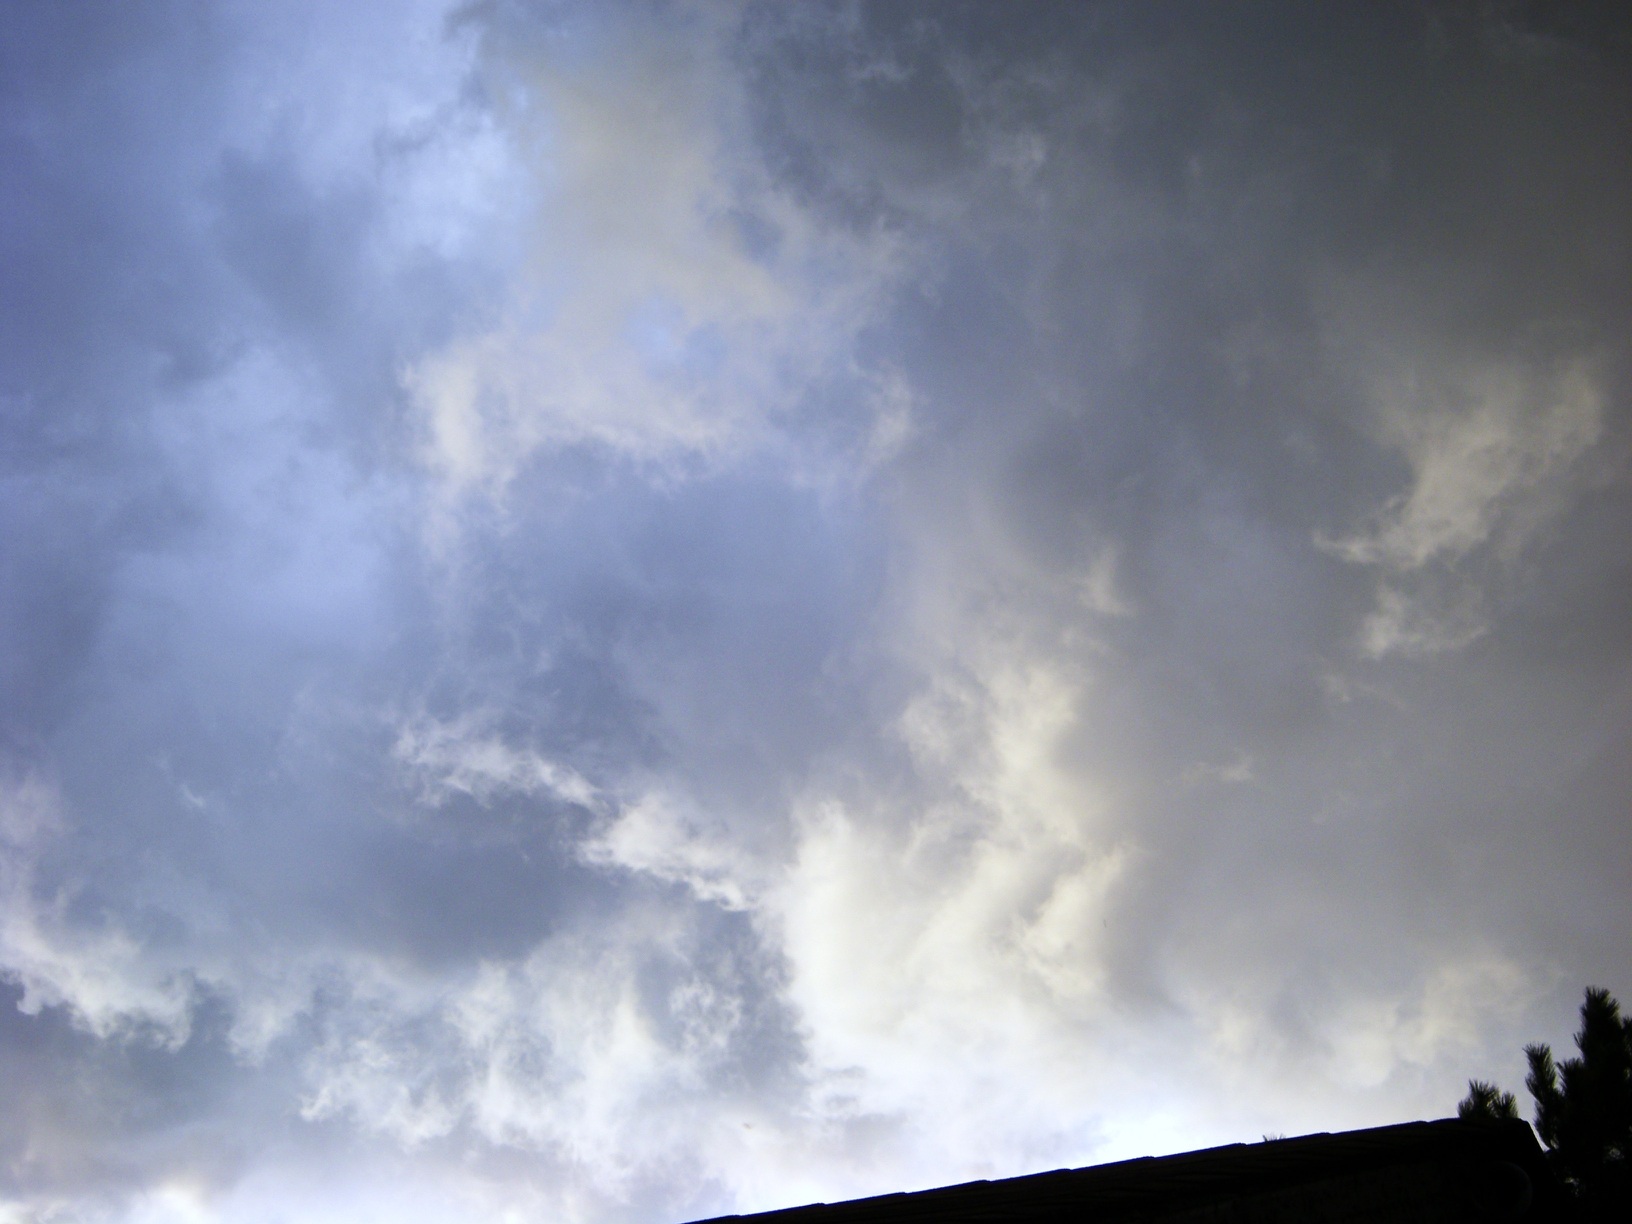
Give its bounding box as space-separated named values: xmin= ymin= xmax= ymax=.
xmin=583 ymin=791 xmax=761 ymax=913
xmin=405 ymin=4 xmax=907 ymax=537
xmin=393 ymin=713 xmax=601 ymax=811
xmin=1322 ymin=359 xmax=1604 ymax=571
xmin=1356 ymin=583 xmax=1489 ymax=660
xmin=1181 ymin=753 xmax=1255 ymax=787
xmin=1077 ymin=546 xmax=1135 ymax=618
xmin=1319 ymin=353 xmax=1608 ymax=658
xmin=0 ymin=770 xmax=195 ymax=1048
xmin=1 ymin=3 xmax=1629 ymax=1222
xmin=289 ymin=898 xmax=799 ymax=1207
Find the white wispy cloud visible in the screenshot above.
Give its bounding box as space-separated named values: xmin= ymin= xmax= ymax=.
xmin=1322 ymin=358 xmax=1603 ymax=572
xmin=1320 ymin=350 xmax=1607 ymax=658
xmin=0 ymin=771 xmax=196 ymax=1047
xmin=392 ymin=713 xmax=601 ymax=811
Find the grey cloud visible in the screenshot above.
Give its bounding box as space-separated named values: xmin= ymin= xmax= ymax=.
xmin=725 ymin=0 xmax=1628 ymax=1157
xmin=2 ymin=2 xmax=1628 ymax=1221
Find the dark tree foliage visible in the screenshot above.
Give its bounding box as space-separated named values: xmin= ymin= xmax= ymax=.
xmin=1460 ymin=987 xmax=1632 ymax=1221
xmin=1458 ymin=1079 xmax=1519 ymax=1121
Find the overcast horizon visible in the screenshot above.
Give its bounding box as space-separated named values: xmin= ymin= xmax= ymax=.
xmin=2 ymin=3 xmax=1629 ymax=1222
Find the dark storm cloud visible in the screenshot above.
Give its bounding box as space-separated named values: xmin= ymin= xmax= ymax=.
xmin=2 ymin=2 xmax=1628 ymax=1221
xmin=724 ymin=0 xmax=1629 ymax=1164
xmin=739 ymin=0 xmax=1628 ymax=765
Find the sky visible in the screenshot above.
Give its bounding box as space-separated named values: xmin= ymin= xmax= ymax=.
xmin=1 ymin=1 xmax=1628 ymax=1221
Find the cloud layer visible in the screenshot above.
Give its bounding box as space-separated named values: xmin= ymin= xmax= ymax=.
xmin=3 ymin=2 xmax=1629 ymax=1221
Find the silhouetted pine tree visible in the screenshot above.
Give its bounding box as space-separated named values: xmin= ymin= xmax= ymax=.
xmin=1460 ymin=986 xmax=1631 ymax=1221
xmin=1457 ymin=1079 xmax=1519 ymax=1121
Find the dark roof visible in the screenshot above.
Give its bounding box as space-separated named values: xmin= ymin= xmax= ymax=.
xmin=690 ymin=1117 xmax=1565 ymax=1223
